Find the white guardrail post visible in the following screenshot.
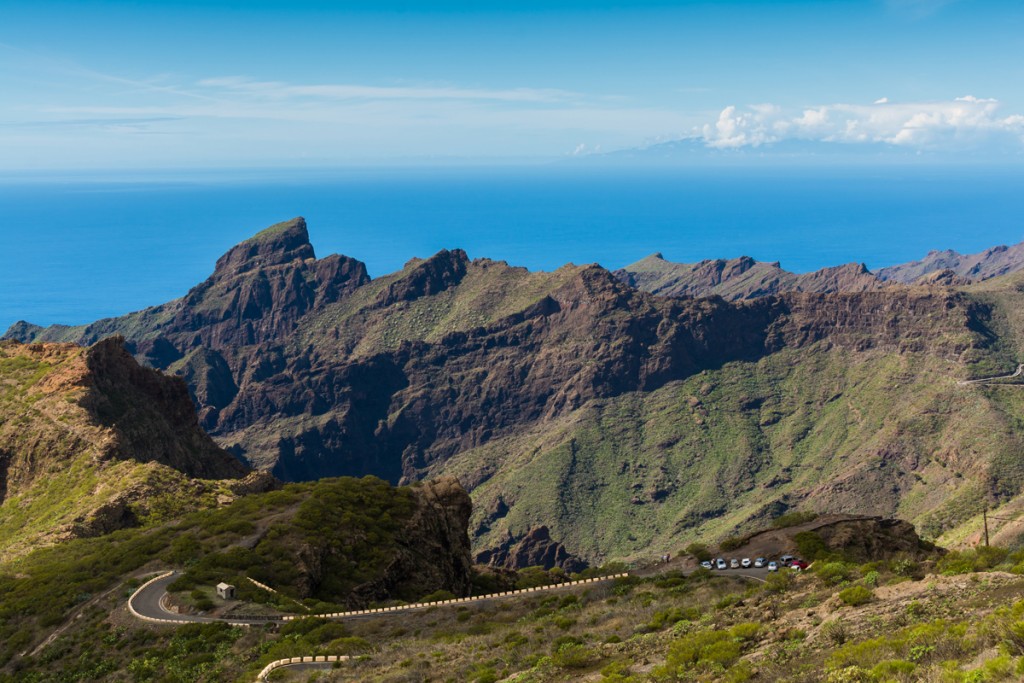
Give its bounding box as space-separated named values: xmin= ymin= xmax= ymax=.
xmin=257 ymin=655 xmax=350 ymax=681
xmin=281 ymin=571 xmax=629 ymax=622
xmin=127 ymin=571 xmax=178 ymax=626
xmin=128 ymin=571 xmax=252 ymax=628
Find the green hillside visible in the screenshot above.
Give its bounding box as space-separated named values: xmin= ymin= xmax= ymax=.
xmin=0 ymin=475 xmax=472 ymax=678
xmin=0 ymin=340 xmax=247 ymax=562
xmin=444 ymin=340 xmax=1024 ymax=563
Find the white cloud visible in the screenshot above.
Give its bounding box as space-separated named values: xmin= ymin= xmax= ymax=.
xmin=196 ymin=76 xmax=574 ymax=103
xmin=699 ymin=97 xmax=1024 ymax=150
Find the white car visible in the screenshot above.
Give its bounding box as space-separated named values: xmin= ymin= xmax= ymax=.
xmin=767 ymin=561 xmax=779 ymax=572
xmin=701 ymin=561 xmax=713 ymax=570
xmin=730 ymin=559 xmax=740 ymax=569
xmin=741 ymin=558 xmax=752 ymax=568
xmin=716 ymin=558 xmax=727 ymax=570
xmin=754 ymin=557 xmax=766 ymax=568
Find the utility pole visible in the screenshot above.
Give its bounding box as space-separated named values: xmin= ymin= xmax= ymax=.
xmin=984 ymin=508 xmax=990 ymax=548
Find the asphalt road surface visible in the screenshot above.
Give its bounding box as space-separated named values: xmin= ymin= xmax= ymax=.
xmin=129 ymin=566 xmax=774 ymax=627
xmin=129 ymin=571 xmax=286 ymax=625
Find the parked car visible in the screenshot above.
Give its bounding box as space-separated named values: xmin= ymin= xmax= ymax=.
xmin=779 ymin=555 xmax=795 ymax=566
xmin=716 ymin=558 xmax=727 ymax=570
xmin=730 ymin=558 xmax=740 ymax=569
xmin=767 ymin=561 xmax=779 ymax=572
xmin=791 ymin=559 xmax=809 ymax=571
xmin=754 ymin=557 xmax=766 ymax=568
xmin=741 ymin=558 xmax=752 ymax=568
xmin=701 ymin=560 xmax=713 ymax=570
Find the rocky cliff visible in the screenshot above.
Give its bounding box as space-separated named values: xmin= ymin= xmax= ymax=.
xmin=616 ymin=240 xmax=1024 ymax=300
xmin=614 ymin=253 xmax=886 ymax=300
xmin=878 ymin=241 xmax=1024 ymax=284
xmin=0 ymin=338 xmax=252 ymax=560
xmin=7 ymin=218 xmax=1024 ymax=563
xmin=475 ymin=525 xmax=588 ymax=573
xmin=348 ymin=476 xmax=474 ymax=605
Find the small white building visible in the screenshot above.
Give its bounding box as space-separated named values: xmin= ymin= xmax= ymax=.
xmin=216 ymin=582 xmax=236 ymax=600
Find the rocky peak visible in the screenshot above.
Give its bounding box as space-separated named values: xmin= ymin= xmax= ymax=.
xmin=374 ymin=248 xmax=470 ymax=308
xmin=213 ymin=217 xmax=316 ymax=279
xmin=915 ymin=269 xmax=971 ymax=287
xmin=167 ymin=218 xmax=370 ymax=350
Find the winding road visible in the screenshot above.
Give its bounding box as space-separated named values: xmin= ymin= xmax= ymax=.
xmin=128 ymin=571 xmax=286 ymax=626
xmin=128 ymin=566 xmax=771 ymax=679
xmin=129 ymin=566 xmax=769 ymax=627
xmin=958 ymin=364 xmax=1024 ymax=386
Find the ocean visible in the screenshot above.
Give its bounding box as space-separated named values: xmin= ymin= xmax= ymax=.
xmin=2 ymin=165 xmax=1023 ymax=331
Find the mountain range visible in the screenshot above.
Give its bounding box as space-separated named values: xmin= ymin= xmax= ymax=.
xmin=8 ymin=217 xmax=1024 ymax=565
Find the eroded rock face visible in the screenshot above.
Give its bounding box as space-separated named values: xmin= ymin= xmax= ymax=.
xmin=878 ymin=242 xmax=1024 ymax=283
xmin=476 ymin=526 xmax=588 ymax=573
xmin=0 ymin=340 xmax=260 ymax=557
xmin=346 ymin=476 xmax=474 ymax=606
xmin=168 ymin=218 xmax=370 ymax=350
xmin=613 ymin=254 xmax=887 ymax=301
xmin=3 ymin=220 xmax=996 ymax=489
xmin=813 ymin=517 xmax=933 ymax=561
xmin=81 ymin=337 xmax=248 ymax=480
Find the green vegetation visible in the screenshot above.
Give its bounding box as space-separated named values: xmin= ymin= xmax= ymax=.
xmin=9 ymin=496 xmax=1024 ymax=682
xmin=772 ymin=511 xmax=819 ymax=529
xmin=0 ymin=342 xmax=242 ymax=561
xmin=838 ymin=585 xmax=873 ymax=607
xmin=446 ymin=339 xmax=1024 ymax=562
xmin=0 ymin=475 xmax=427 ymax=674
xmin=168 ymin=476 xmax=415 ymax=606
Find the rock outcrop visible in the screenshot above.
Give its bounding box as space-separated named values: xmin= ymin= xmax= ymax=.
xmin=0 ymin=339 xmax=254 ymax=560
xmin=613 ymin=253 xmax=886 ymax=301
xmin=878 ymin=241 xmax=1024 ymax=284
xmin=345 ymin=476 xmax=474 ymax=606
xmin=812 ymin=516 xmax=934 ymax=562
xmin=476 ymin=526 xmax=588 ymax=573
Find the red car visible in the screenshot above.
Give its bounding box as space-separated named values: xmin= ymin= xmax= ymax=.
xmin=790 ymin=559 xmax=809 ymax=570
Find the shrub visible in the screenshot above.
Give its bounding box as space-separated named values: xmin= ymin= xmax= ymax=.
xmin=647 ymin=607 xmax=700 ymax=630
xmin=839 ymin=586 xmax=873 ymax=607
xmin=772 ymin=511 xmax=819 ymax=529
xmin=468 ymin=665 xmax=499 ymax=683
xmin=870 ymin=660 xmax=915 ymax=678
xmin=720 ymin=536 xmax=745 ymax=552
xmin=419 ymin=590 xmax=456 ymax=603
xmin=794 ymin=531 xmax=828 ymax=560
xmin=816 ymin=561 xmax=854 ymax=586
xmin=661 ymin=629 xmax=742 ymax=675
xmin=937 ymin=546 xmax=1008 ymax=575
xmin=822 ymin=620 xmax=849 ymax=645
xmin=325 ymin=636 xmax=372 ymax=655
xmin=600 ymin=659 xmax=636 ymax=682
xmin=550 ymin=635 xmax=583 ymax=653
xmin=730 ymin=622 xmax=761 ymax=640
xmin=825 ymin=666 xmax=873 ymax=683
xmin=685 ymin=543 xmax=712 ymax=562
xmin=764 ymin=571 xmax=792 ymax=594
xmin=553 ymin=615 xmax=576 ymax=630
xmin=551 ymin=642 xmax=598 ymax=669
xmin=890 ymin=557 xmax=921 ymax=578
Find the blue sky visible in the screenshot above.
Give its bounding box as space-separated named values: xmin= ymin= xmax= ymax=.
xmin=2 ymin=0 xmax=1023 ymax=169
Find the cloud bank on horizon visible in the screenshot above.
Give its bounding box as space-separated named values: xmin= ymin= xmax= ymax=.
xmin=700 ymin=96 xmax=1024 ymax=152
